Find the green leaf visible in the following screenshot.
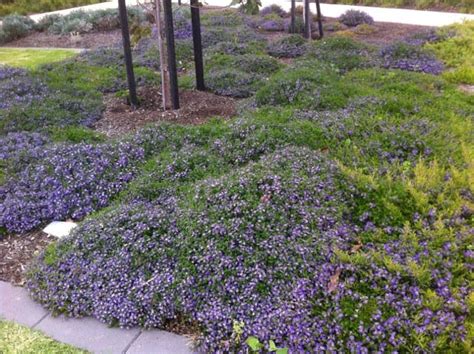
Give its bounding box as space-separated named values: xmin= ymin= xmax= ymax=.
xmin=246 ymin=336 xmax=263 ymax=351
xmin=276 ymin=348 xmax=289 ymax=354
xmin=269 ymin=340 xmax=277 ymax=351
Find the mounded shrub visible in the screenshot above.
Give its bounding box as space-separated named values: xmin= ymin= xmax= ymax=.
xmin=207 ymin=53 xmax=282 ymax=76
xmin=27 ymin=146 xmax=357 ymax=352
xmin=260 ymin=4 xmax=287 ymax=17
xmin=0 ymin=15 xmax=35 ymax=43
xmin=305 ymin=36 xmax=378 ymax=72
xmin=339 ymin=10 xmax=374 ymax=27
xmin=267 ymin=34 xmax=308 ymax=58
xmin=207 ymin=68 xmax=261 ymax=98
xmin=255 ymin=63 xmax=353 ymax=110
xmin=0 ymin=66 xmax=47 ymax=110
xmin=0 ymin=141 xmax=145 ymax=233
xmin=260 ymin=19 xmax=285 ymax=32
xmin=380 ymin=42 xmax=444 ymax=74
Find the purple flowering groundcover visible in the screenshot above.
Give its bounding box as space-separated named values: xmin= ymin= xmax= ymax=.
xmin=25 ymin=146 xmax=471 ymax=352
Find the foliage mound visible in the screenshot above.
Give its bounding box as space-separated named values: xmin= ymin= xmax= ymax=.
xmin=27 ymin=147 xmax=358 ymax=352
xmin=255 ymin=62 xmax=352 ymax=110
xmin=206 ymin=54 xmax=280 ymax=98
xmin=380 ymin=42 xmax=444 ymax=74
xmin=338 ymin=10 xmax=374 ymax=27
xmin=0 ymin=141 xmax=144 ymax=234
xmin=426 ymin=20 xmax=474 ymax=84
xmin=266 ymin=34 xmax=307 ymax=58
xmin=305 ymin=37 xmax=378 ymax=72
xmin=260 ymin=4 xmax=287 ymax=17
xmin=0 ymin=0 xmax=104 ymax=16
xmin=0 ymin=15 xmax=35 ymax=44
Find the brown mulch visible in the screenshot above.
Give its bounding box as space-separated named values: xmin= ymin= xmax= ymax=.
xmin=94 ymin=86 xmax=237 ymax=137
xmin=261 ymin=17 xmax=431 ymax=46
xmin=2 ymin=29 xmax=122 ymax=49
xmin=0 ymin=231 xmax=55 ymax=286
xmin=345 ymin=22 xmax=432 ymax=46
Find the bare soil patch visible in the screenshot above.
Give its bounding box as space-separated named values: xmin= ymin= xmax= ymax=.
xmin=2 ymin=29 xmax=122 ymax=49
xmin=94 ymin=86 xmax=237 ymax=137
xmin=0 ymin=231 xmax=54 ymax=286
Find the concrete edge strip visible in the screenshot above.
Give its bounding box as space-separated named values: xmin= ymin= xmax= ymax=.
xmin=122 ymin=330 xmax=143 ymax=353
xmin=31 ymin=312 xmax=49 ymax=329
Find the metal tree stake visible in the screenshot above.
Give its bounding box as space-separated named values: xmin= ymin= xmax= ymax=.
xmin=118 ymin=0 xmax=139 ymax=107
xmin=303 ymin=0 xmax=312 ymax=39
xmin=191 ymin=0 xmax=205 ymax=91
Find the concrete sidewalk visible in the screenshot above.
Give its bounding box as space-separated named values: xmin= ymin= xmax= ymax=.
xmin=0 ymin=281 xmax=194 ymax=354
xmin=26 ymin=0 xmax=474 ymax=27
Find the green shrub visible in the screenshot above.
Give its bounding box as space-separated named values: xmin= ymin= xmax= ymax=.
xmin=266 ymin=34 xmax=308 ymax=58
xmin=0 ymin=15 xmax=35 ymax=43
xmin=255 ymin=63 xmax=353 ymax=109
xmin=304 ymin=36 xmax=378 ymax=72
xmin=427 ymin=21 xmax=474 ymax=84
xmin=207 ymin=53 xmax=282 ymax=75
xmin=207 ymin=69 xmax=261 ymax=98
xmin=0 ymin=0 xmax=104 ymax=16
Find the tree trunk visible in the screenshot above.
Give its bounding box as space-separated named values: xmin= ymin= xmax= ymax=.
xmin=154 ymin=0 xmax=171 ymax=110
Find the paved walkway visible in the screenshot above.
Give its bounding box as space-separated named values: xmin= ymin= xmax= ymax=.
xmin=0 ymin=281 xmax=194 ymax=354
xmin=26 ymin=0 xmax=474 ymax=27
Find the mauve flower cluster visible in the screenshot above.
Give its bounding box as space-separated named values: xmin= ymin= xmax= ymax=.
xmin=380 ymin=42 xmax=444 ymax=75
xmin=362 ymin=119 xmax=433 ymax=164
xmin=0 ymin=66 xmax=48 ymax=110
xmin=0 ymin=141 xmax=144 ymax=233
xmin=293 ymin=96 xmax=433 ymax=164
xmin=0 ymin=132 xmax=49 ymax=161
xmin=260 ymin=19 xmax=285 ymax=32
xmin=26 ymin=147 xmax=356 ymax=351
xmin=260 ymin=4 xmax=287 ymax=18
xmin=338 ymin=10 xmax=374 ymax=27
xmin=26 ymin=145 xmax=471 ymax=352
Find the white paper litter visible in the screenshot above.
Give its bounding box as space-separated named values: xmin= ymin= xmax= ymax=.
xmin=43 ymin=221 xmax=78 ymax=238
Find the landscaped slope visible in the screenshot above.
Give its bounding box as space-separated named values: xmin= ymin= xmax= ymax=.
xmin=0 ymin=8 xmax=472 ymax=353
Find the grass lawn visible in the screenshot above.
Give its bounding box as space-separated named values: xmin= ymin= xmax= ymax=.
xmin=0 ymin=320 xmax=86 ymax=353
xmin=0 ymin=48 xmax=79 ymax=69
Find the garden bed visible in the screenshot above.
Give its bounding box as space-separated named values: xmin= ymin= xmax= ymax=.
xmin=2 ymin=29 xmax=122 ymax=49
xmin=0 ymin=4 xmax=473 ymax=353
xmin=95 ymin=87 xmax=237 ymax=137
xmin=0 ymin=231 xmax=54 ymax=285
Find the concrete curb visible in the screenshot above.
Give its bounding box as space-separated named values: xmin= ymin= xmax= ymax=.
xmin=0 ymin=281 xmax=194 ymax=354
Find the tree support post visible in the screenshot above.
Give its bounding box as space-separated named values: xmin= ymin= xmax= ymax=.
xmin=190 ymin=0 xmax=205 ymax=91
xmin=303 ymin=0 xmax=312 ymax=40
xmin=315 ymin=0 xmax=323 ymax=38
xmin=118 ymin=0 xmax=138 ymax=107
xmin=290 ymin=0 xmax=296 ymax=33
xmin=163 ymin=0 xmax=180 ymax=109
xmin=154 ymin=0 xmax=171 ymax=109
